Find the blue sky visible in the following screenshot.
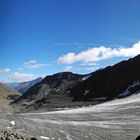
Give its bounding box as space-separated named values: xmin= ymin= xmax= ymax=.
xmin=0 ymin=0 xmax=140 ymax=83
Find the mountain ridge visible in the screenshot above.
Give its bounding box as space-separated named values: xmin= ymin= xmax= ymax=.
xmin=70 ymin=54 xmax=140 ymax=101
xmin=13 ymin=54 xmax=140 ymax=111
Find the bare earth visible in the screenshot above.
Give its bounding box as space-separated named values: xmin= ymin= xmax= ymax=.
xmin=0 ymin=93 xmax=140 ymax=140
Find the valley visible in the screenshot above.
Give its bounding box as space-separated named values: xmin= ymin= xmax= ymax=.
xmin=1 ymin=93 xmax=140 ymax=140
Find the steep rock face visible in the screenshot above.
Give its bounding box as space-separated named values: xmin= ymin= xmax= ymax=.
xmin=0 ymin=83 xmax=21 ymax=113
xmin=69 ymin=55 xmax=140 ymax=101
xmin=15 ymin=72 xmax=83 ymax=109
xmin=15 ymin=77 xmax=42 ymax=94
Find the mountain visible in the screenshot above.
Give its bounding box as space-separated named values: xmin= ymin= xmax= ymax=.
xmin=14 ymin=55 xmax=140 ymax=111
xmin=0 ymin=83 xmax=21 ymax=113
xmin=14 ymin=77 xmax=42 ymax=94
xmin=69 ymin=54 xmax=140 ymax=101
xmin=14 ymin=72 xmax=85 ymax=111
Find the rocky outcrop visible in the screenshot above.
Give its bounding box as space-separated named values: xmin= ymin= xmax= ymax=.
xmin=0 ymin=130 xmax=37 ymax=140
xmin=135 ymin=135 xmax=140 ymax=140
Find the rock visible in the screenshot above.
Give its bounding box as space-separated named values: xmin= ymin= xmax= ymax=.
xmin=30 ymin=138 xmax=37 ymax=140
xmin=0 ymin=130 xmax=37 ymax=140
xmin=135 ymin=135 xmax=140 ymax=140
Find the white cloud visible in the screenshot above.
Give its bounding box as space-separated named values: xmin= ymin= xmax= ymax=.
xmin=0 ymin=72 xmax=35 ymax=83
xmin=77 ymin=66 xmax=100 ymax=72
xmin=0 ymin=68 xmax=11 ymax=74
xmin=64 ymin=66 xmax=73 ymax=71
xmin=80 ymin=62 xmax=98 ymax=66
xmin=58 ymin=41 xmax=140 ymax=64
xmin=10 ymin=72 xmax=35 ymax=82
xmin=18 ymin=60 xmax=50 ymax=70
xmin=23 ymin=60 xmax=38 ymax=65
xmin=85 ymin=67 xmax=100 ymax=71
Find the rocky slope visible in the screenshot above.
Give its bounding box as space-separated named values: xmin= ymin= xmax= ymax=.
xmin=70 ymin=54 xmax=140 ymax=101
xmin=14 ymin=72 xmax=84 ymax=111
xmin=0 ymin=83 xmax=21 ymax=113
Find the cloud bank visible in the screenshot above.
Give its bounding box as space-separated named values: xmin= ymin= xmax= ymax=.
xmin=58 ymin=41 xmax=140 ymax=64
xmin=18 ymin=60 xmax=50 ymax=70
xmin=1 ymin=72 xmax=35 ymax=83
xmin=0 ymin=68 xmax=11 ymax=74
xmin=10 ymin=72 xmax=35 ymax=82
xmin=23 ymin=60 xmax=49 ymax=69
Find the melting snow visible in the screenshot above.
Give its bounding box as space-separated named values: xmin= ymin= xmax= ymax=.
xmin=10 ymin=121 xmax=15 ymax=126
xmin=7 ymin=121 xmax=16 ymax=130
xmin=82 ymin=74 xmax=92 ymax=81
xmin=6 ymin=127 xmax=12 ymax=129
xmin=119 ymin=80 xmax=140 ymax=97
xmin=40 ymin=136 xmax=50 ymax=139
xmin=84 ymin=90 xmax=90 ymax=95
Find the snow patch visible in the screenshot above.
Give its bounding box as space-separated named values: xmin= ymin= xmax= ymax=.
xmin=65 ymin=134 xmax=72 ymax=140
xmin=82 ymin=75 xmax=92 ymax=81
xmin=6 ymin=127 xmax=12 ymax=129
xmin=119 ymin=80 xmax=140 ymax=97
xmin=10 ymin=121 xmax=15 ymax=126
xmin=56 ymin=88 xmax=60 ymax=92
xmin=83 ymin=90 xmax=90 ymax=95
xmin=40 ymin=136 xmax=50 ymax=140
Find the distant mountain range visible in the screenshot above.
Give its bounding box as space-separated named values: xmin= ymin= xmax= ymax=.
xmin=14 ymin=77 xmax=42 ymax=94
xmin=14 ymin=54 xmax=140 ymax=112
xmin=6 ymin=77 xmax=42 ymax=94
